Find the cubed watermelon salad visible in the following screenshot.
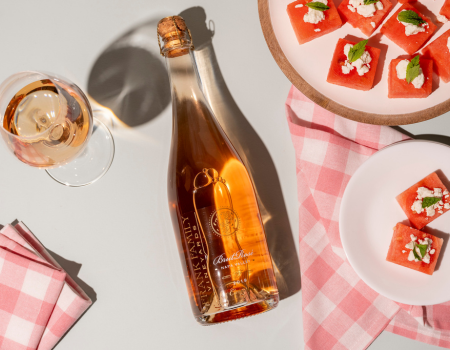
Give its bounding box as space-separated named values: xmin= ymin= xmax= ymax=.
xmin=388 ymin=56 xmax=433 ymax=98
xmin=386 ymin=223 xmax=442 ymax=275
xmin=380 ymin=3 xmax=436 ymax=55
xmin=422 ymin=29 xmax=450 ymax=83
xmin=287 ymin=0 xmax=342 ymax=45
xmin=337 ymin=0 xmax=392 ymax=37
xmin=396 ymin=172 xmax=450 ymax=229
xmin=327 ymin=38 xmax=380 ymax=91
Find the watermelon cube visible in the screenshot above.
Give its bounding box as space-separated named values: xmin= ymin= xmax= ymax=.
xmin=337 ymin=0 xmax=392 ymax=36
xmin=440 ymin=0 xmax=450 ymax=20
xmin=287 ymin=0 xmax=342 ymax=45
xmin=388 ymin=57 xmax=433 ymax=98
xmin=380 ymin=4 xmax=437 ymax=55
xmin=326 ymin=38 xmax=380 ymax=91
xmin=396 ymin=172 xmax=450 ymax=229
xmin=422 ymin=29 xmax=450 ymax=83
xmin=398 ymin=0 xmax=414 ymax=3
xmin=386 ymin=223 xmax=443 ymax=275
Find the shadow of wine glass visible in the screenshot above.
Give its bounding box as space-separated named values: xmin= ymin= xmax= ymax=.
xmin=179 ymin=7 xmax=301 ymax=300
xmin=87 ymin=18 xmax=170 ymax=127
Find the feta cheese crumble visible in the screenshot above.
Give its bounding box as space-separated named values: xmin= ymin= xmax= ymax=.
xmin=341 ymin=44 xmax=372 ymax=76
xmin=407 ymin=250 xmax=416 ymax=261
xmin=411 ymin=200 xmax=423 ymax=214
xmin=404 ymin=23 xmax=426 ymax=36
xmin=437 ymin=14 xmax=448 ymax=23
xmin=426 ymin=206 xmax=436 ymax=217
xmin=398 ymin=10 xmax=427 ymax=36
xmin=347 ymin=0 xmax=383 ymax=18
xmin=410 ymin=186 xmax=447 ymax=216
xmin=304 ymin=0 xmax=327 ymax=24
xmin=417 ymin=187 xmax=434 ymax=199
xmin=396 ymin=59 xmax=425 ymax=89
xmin=411 ymin=71 xmax=424 ymax=88
xmin=405 ymin=235 xmax=433 ymax=264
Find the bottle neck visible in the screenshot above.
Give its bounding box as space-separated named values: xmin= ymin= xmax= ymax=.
xmin=165 ymin=50 xmax=204 ymax=102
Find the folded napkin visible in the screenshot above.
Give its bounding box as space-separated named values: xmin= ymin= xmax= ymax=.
xmin=286 ymin=86 xmax=450 ymax=349
xmin=0 ymin=222 xmax=92 ymax=350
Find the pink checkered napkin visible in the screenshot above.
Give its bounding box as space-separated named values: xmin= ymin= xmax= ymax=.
xmin=0 ymin=223 xmax=92 ymax=350
xmin=286 ymin=86 xmax=450 ymax=349
xmin=0 ymin=237 xmax=66 ymax=350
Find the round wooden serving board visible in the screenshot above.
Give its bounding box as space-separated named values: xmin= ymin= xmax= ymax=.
xmin=258 ymin=0 xmax=450 ymax=125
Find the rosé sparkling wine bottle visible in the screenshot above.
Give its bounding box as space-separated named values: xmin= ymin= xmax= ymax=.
xmin=159 ymin=16 xmax=279 ymax=325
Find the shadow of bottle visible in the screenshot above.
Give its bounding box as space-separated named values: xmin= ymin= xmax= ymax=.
xmin=87 ymin=18 xmax=171 ymax=127
xmin=179 ymin=7 xmax=301 ymax=300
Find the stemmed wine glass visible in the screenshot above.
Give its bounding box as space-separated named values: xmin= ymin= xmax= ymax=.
xmin=0 ymin=71 xmax=114 ymax=187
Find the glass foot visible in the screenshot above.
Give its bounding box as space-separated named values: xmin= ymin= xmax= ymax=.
xmin=46 ymin=119 xmax=114 ymax=186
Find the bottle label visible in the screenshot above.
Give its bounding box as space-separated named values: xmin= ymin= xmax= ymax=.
xmin=196 ymin=205 xmax=252 ymax=309
xmin=180 ymin=211 xmax=213 ymax=311
xmin=210 ymin=208 xmax=240 ymax=236
xmin=183 ymin=168 xmax=266 ymax=313
xmin=196 ymin=206 xmax=252 ymax=269
xmin=197 ymin=205 xmax=240 ymax=237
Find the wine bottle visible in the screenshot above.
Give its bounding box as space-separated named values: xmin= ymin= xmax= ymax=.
xmin=158 ymin=16 xmax=279 ymax=325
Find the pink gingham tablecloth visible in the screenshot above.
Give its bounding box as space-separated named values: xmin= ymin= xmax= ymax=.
xmin=286 ymin=85 xmax=450 ymax=349
xmin=0 ymin=222 xmax=92 ymax=350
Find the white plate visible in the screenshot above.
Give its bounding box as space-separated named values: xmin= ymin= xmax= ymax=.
xmin=340 ymin=140 xmax=450 ymax=305
xmin=269 ymin=0 xmax=450 ymax=115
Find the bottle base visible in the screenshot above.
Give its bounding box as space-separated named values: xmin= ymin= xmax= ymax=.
xmin=195 ymin=294 xmax=279 ymax=326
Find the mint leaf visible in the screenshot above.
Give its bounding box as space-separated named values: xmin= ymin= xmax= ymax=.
xmin=406 ymin=55 xmax=421 ymax=84
xmin=305 ymin=2 xmax=330 ymax=11
xmin=406 ymin=65 xmax=420 ymax=84
xmin=410 ymin=54 xmax=420 ymax=67
xmin=398 ymin=10 xmax=426 ymax=26
xmin=412 ymin=245 xmax=422 ymax=261
xmin=364 ymin=0 xmax=380 ymax=4
xmin=422 ymin=196 xmax=441 ymax=208
xmin=417 ymin=243 xmax=428 ymax=258
xmin=348 ymin=40 xmax=368 ymax=63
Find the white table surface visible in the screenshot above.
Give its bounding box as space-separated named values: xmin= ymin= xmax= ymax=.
xmin=0 ymin=1 xmax=447 ymax=349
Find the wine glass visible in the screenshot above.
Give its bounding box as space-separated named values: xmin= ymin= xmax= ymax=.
xmin=0 ymin=71 xmax=114 ymax=187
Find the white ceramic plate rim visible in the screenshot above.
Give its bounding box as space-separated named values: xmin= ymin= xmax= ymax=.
xmin=340 ymin=139 xmax=450 ymax=305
